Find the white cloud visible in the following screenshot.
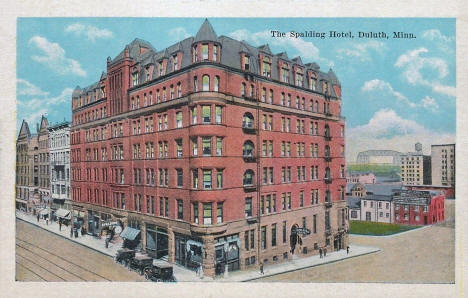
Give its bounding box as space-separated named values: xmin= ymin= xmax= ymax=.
xmin=228 ymin=29 xmax=333 ymax=68
xmin=18 ymin=87 xmax=73 ymax=128
xmin=421 ymin=29 xmax=455 ymax=54
xmin=168 ymin=27 xmax=191 ymax=42
xmin=394 ymin=47 xmax=455 ymax=97
xmin=24 ymin=108 xmax=49 ymax=129
xmin=361 ymin=79 xmax=443 ymax=111
xmin=346 ymin=109 xmax=455 ymax=161
xmin=65 ymin=23 xmax=114 ymax=41
xmin=336 ymin=40 xmax=385 ymax=61
xmin=17 ymin=79 xmax=49 ymax=96
xmin=29 ymin=36 xmax=86 ymax=77
xmin=420 ymin=95 xmax=439 ymax=112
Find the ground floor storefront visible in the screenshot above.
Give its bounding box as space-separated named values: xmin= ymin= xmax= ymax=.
xmin=74 ymin=203 xmax=349 ymax=277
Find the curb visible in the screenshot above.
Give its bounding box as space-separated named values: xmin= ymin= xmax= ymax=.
xmin=241 ymin=248 xmax=381 ymax=282
xmin=16 ymin=216 xmax=115 ymax=258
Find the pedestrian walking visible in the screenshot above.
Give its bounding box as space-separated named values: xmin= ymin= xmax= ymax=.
xmin=324 ymin=248 xmax=327 ymax=257
xmin=37 ymin=213 xmax=40 ymax=222
xmin=59 ymin=219 xmax=62 ymax=231
xmin=70 ymin=224 xmax=73 ymax=238
xmin=260 ymin=262 xmax=264 ymax=275
xmin=346 ymin=245 xmax=350 ymax=255
xmin=199 ymin=265 xmax=204 ymax=279
xmin=319 ymin=248 xmax=323 ymax=258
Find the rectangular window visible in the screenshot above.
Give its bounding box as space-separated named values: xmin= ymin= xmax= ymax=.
xmin=192 ymin=170 xmax=198 ymax=189
xmin=193 ymin=203 xmax=199 ymax=223
xmin=176 ymin=139 xmax=183 ymax=157
xmin=216 ymin=137 xmax=222 ymax=156
xmin=217 ymin=170 xmax=223 ymax=189
xmin=203 ymin=203 xmax=212 ymax=225
xmin=202 ymin=137 xmax=211 ymax=156
xmin=176 ymin=111 xmax=183 ymax=128
xmin=176 ymin=169 xmax=183 ymax=187
xmin=217 ymin=203 xmax=223 ymax=223
xmin=202 ymin=44 xmax=208 ymax=60
xmin=245 ymin=231 xmax=249 ymax=251
xmin=250 ymin=229 xmax=255 ymax=249
xmin=192 ymin=107 xmax=198 ymax=124
xmin=313 ymin=214 xmax=317 ymax=233
xmin=282 ymin=221 xmax=287 ymax=243
xmin=245 ymin=197 xmax=252 ymax=217
xmin=177 ymin=199 xmax=183 ymax=220
xmin=203 ymin=169 xmax=212 ymax=189
xmin=271 ymin=224 xmax=277 ymax=247
xmin=202 ymin=106 xmax=211 ymax=123
xmin=261 ymin=226 xmax=267 ymax=250
xmin=215 ymin=106 xmax=222 ymax=124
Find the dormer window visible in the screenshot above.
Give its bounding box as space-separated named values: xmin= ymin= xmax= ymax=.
xmin=132 ymin=71 xmax=138 ymax=87
xmin=281 ymin=63 xmax=290 ymax=83
xmin=296 ymin=69 xmax=303 ymax=87
xmin=309 ymin=74 xmax=317 ymax=91
xmin=158 ymin=61 xmax=164 ymax=76
xmin=172 ymin=54 xmax=178 ymax=71
xmin=202 ymin=44 xmax=209 ymax=60
xmin=101 ymin=86 xmax=106 ymax=98
xmin=193 ymin=45 xmax=198 ymax=62
xmin=213 ymin=45 xmax=218 ymax=61
xmin=262 ymin=57 xmax=271 ymax=77
xmin=323 ymin=81 xmax=329 ymax=94
xmin=243 ymin=56 xmax=250 ymax=71
xmin=145 ymin=67 xmax=150 ymax=82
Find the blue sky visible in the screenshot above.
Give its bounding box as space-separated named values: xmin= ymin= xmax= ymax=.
xmin=17 ymin=18 xmax=456 ymax=160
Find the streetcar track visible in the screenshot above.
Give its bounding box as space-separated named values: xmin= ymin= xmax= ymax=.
xmin=16 ymin=237 xmax=111 ymax=281
xmin=16 ymin=261 xmax=46 ymax=281
xmin=16 ymin=254 xmax=66 ymax=281
xmin=16 ymin=243 xmax=86 ymax=281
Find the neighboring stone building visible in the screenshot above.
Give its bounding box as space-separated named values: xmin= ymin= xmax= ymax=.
xmin=431 ymin=144 xmax=455 ymax=187
xmin=15 ymin=116 xmax=49 ymax=212
xmin=16 ymin=120 xmax=32 ymax=211
xmin=70 ymin=19 xmax=347 ymax=277
xmin=48 ymin=121 xmax=72 ymax=213
xmin=356 ymin=150 xmax=403 ymax=165
xmin=346 ymin=171 xmax=376 ymax=184
xmin=346 ymin=182 xmax=400 ymax=223
xmin=400 ymin=143 xmax=431 ymax=185
xmin=393 ymin=190 xmax=445 ymax=225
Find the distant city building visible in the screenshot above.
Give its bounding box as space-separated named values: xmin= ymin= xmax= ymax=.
xmin=356 ymin=150 xmax=403 ymax=165
xmin=393 ymin=190 xmax=444 ymax=225
xmin=400 ymin=143 xmax=431 ymax=185
xmin=15 ymin=116 xmax=50 ymax=212
xmin=48 ymin=121 xmax=72 ymax=214
xmin=404 ymin=184 xmax=454 ymax=200
xmin=346 ymin=171 xmax=376 ymax=184
xmin=431 ymin=144 xmax=455 ymax=187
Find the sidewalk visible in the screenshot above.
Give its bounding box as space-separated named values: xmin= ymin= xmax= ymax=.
xmin=16 ymin=211 xmax=380 ymax=282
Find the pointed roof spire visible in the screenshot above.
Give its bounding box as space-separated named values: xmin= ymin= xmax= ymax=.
xmin=194 ymin=19 xmax=217 ymax=42
xmin=258 ymin=44 xmax=272 ymax=55
xmin=18 ymin=120 xmax=31 ymax=139
xmin=39 ymin=115 xmax=49 ymax=132
xmin=328 ymin=68 xmax=340 ymax=85
xmin=292 ymin=56 xmax=303 ymax=66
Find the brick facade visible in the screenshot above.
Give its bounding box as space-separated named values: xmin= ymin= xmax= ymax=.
xmin=70 ymin=20 xmax=348 ymax=276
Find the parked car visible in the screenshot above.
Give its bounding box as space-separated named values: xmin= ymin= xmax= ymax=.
xmin=127 ymin=254 xmax=153 ymax=275
xmin=144 ymin=259 xmax=175 ymax=282
xmin=114 ymin=248 xmax=135 ymax=266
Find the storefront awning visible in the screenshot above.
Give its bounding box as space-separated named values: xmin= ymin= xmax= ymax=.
xmin=55 ymin=208 xmax=71 ymax=219
xmin=120 ymin=227 xmax=140 ymax=241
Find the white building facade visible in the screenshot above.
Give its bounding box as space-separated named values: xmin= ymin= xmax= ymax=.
xmin=48 ymin=122 xmax=71 ymax=211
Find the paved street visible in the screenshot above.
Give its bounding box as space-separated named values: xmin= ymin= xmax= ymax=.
xmin=16 ymin=219 xmax=145 ymax=282
xmin=256 ymin=200 xmax=455 ymax=283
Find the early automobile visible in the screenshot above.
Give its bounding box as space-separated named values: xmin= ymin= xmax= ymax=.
xmin=114 ymin=248 xmax=135 ymax=266
xmin=127 ymin=254 xmax=154 ymax=275
xmin=143 ymin=259 xmax=175 ymax=282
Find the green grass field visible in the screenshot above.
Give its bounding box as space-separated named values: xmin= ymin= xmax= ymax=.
xmin=349 ymin=221 xmax=420 ymax=236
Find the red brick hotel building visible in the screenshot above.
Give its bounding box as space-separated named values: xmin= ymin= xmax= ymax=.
xmin=70 ymin=19 xmax=348 ymax=276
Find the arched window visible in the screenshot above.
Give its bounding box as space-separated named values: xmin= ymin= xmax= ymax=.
xmin=202 ymin=75 xmax=210 ymax=91
xmin=243 ymin=141 xmax=255 ymax=157
xmin=214 ymin=76 xmax=219 ymax=92
xmin=241 ymin=83 xmax=246 ymax=97
xmin=325 ymin=167 xmax=330 ymax=179
xmin=243 ymin=169 xmax=255 ymax=186
xmin=325 ymin=145 xmax=330 ymax=157
xmin=250 ymin=84 xmax=255 ymax=97
xmin=242 ymin=112 xmax=254 ymax=128
xmin=324 ymin=125 xmax=330 ymax=138
xmin=193 ymin=77 xmax=198 ymax=92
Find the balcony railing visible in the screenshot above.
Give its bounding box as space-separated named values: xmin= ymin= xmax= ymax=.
xmin=243 ymin=155 xmax=257 ymax=163
xmin=325 ymin=228 xmax=332 ymax=236
xmin=325 ymin=178 xmax=332 ymax=184
xmin=324 ymin=156 xmax=332 ymax=162
xmin=325 ymin=136 xmax=332 ymax=141
xmin=325 ymin=201 xmax=332 ymax=208
xmin=243 ymin=183 xmax=257 ymax=192
xmin=242 ymin=126 xmax=257 ymax=134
